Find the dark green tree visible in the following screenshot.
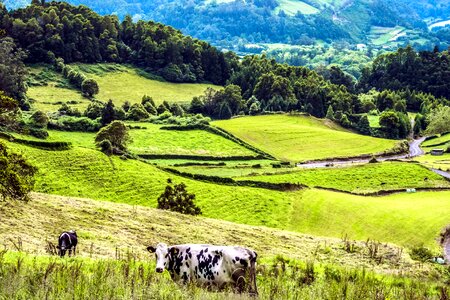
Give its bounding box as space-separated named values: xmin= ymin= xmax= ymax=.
xmin=81 ymin=79 xmax=99 ymax=97
xmin=157 ymin=180 xmax=201 ymax=216
xmin=95 ymin=120 xmax=130 ymax=153
xmin=357 ymin=115 xmax=371 ymax=135
xmin=0 ymin=141 xmax=37 ymax=202
xmin=101 ymin=99 xmax=116 ymax=126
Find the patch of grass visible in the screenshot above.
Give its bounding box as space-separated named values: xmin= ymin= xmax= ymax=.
xmin=128 ymin=123 xmax=256 ymax=157
xmin=0 ymin=249 xmax=444 ymax=300
xmin=422 ymin=133 xmax=450 ymax=148
xmin=275 ymin=0 xmax=319 ymax=16
xmin=27 ymin=85 xmax=89 ymax=112
xmin=414 ymin=153 xmax=450 ymax=171
xmin=236 ymin=162 xmax=450 ymax=194
xmin=369 ymin=26 xmax=406 ymax=46
xmin=367 ymin=115 xmax=380 ymax=128
xmin=213 ymin=115 xmax=397 ymax=162
xmin=4 ymin=141 xmax=450 ymax=249
xmin=71 ymin=63 xmax=221 ymax=106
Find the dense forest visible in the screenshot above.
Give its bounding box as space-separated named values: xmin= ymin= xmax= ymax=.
xmin=0 ymin=1 xmax=233 ymax=86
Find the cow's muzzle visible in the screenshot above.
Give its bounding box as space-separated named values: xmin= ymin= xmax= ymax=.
xmin=156 ymin=267 xmax=163 ymax=273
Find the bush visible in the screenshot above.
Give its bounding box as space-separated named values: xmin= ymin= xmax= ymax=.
xmin=410 ymin=245 xmax=434 ymax=262
xmin=95 ymin=120 xmax=130 ymax=153
xmin=81 ymin=79 xmax=99 ymax=97
xmin=157 ymin=180 xmax=202 ymax=216
xmin=30 ymin=111 xmax=49 ymax=128
xmin=126 ymin=103 xmax=150 ymax=121
xmin=58 ymin=103 xmax=81 ymax=117
xmin=84 ymin=101 xmax=104 ymax=119
xmin=49 ymin=116 xmax=101 ymax=132
xmin=98 ymin=139 xmax=113 ymax=155
xmin=29 ymin=128 xmax=49 ymax=139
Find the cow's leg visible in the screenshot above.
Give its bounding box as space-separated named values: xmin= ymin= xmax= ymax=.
xmin=232 ymin=268 xmax=246 ymax=293
xmin=249 ymin=260 xmax=258 ymax=296
xmin=73 ymin=246 xmax=76 ymax=256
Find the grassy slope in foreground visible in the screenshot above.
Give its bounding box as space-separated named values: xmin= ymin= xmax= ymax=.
xmin=74 ymin=63 xmax=220 ymax=106
xmin=213 ymin=115 xmax=398 ymax=162
xmin=5 ymin=141 xmax=450 ymax=249
xmin=236 ymin=162 xmax=450 ymax=194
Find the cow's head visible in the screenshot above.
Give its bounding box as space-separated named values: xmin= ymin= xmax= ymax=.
xmin=147 ymin=243 xmax=178 ymax=273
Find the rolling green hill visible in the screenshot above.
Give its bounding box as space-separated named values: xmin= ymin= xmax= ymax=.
xmin=213 ymin=115 xmax=399 ymax=162
xmin=3 ymin=139 xmax=450 ymax=249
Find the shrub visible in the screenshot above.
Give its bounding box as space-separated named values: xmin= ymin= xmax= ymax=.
xmin=157 ymin=180 xmax=201 ymax=216
xmin=58 ymin=103 xmax=81 ymax=117
xmin=0 ymin=141 xmax=37 ymax=202
xmin=30 ymin=111 xmax=49 ymax=128
xmin=98 ymin=139 xmax=113 ymax=155
xmin=81 ymin=79 xmax=99 ymax=97
xmin=410 ymin=245 xmax=434 ymax=262
xmin=29 ymin=128 xmax=49 ymax=139
xmin=84 ymin=101 xmax=104 ymax=119
xmin=95 ymin=120 xmax=130 ymax=153
xmin=49 ymin=116 xmax=101 ymax=132
xmin=126 ymin=103 xmax=150 ymax=121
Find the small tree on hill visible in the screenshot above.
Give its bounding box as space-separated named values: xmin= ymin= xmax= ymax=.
xmin=0 ymin=91 xmax=20 ymax=129
xmin=0 ymin=141 xmax=37 ymax=201
xmin=357 ymin=115 xmax=371 ymax=135
xmin=81 ymin=79 xmax=99 ymax=97
xmin=101 ymin=99 xmax=116 ymax=126
xmin=325 ymin=105 xmax=334 ymax=120
xmin=157 ymin=180 xmax=201 ymax=216
xmin=95 ymin=120 xmax=130 ymax=154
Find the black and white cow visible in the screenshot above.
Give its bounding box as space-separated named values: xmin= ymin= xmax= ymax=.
xmin=147 ymin=243 xmax=258 ymax=294
xmin=57 ymin=230 xmax=78 ymax=257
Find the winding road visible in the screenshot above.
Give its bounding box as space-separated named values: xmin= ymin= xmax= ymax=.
xmin=297 ymin=137 xmax=450 ymax=180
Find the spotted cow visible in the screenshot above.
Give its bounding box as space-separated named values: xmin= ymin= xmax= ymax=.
xmin=57 ymin=230 xmax=78 ymax=257
xmin=147 ymin=243 xmax=258 ymax=294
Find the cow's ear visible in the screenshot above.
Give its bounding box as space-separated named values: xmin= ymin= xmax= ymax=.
xmin=147 ymin=246 xmax=156 ymax=253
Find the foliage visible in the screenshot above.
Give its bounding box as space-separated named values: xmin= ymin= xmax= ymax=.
xmin=1 ymin=2 xmax=232 ymax=85
xmin=0 ymin=37 xmax=28 ymax=109
xmin=48 ymin=116 xmax=100 ymax=132
xmin=157 ymin=180 xmax=201 ymax=216
xmin=0 ymin=141 xmax=37 ymax=201
xmin=425 ymin=106 xmax=450 ymax=135
xmin=379 ymin=110 xmax=410 ymax=139
xmin=410 ymin=245 xmax=434 ymax=262
xmin=126 ymin=103 xmax=150 ymax=121
xmin=58 ymin=103 xmax=81 ymax=117
xmin=30 ymin=111 xmax=48 ymax=128
xmin=95 ymin=120 xmax=130 ymax=153
xmin=81 ymin=78 xmax=99 ymax=97
xmin=84 ymin=101 xmax=104 ymax=120
xmin=0 ymin=91 xmax=20 ymax=129
xmin=101 ymin=100 xmax=116 ymax=126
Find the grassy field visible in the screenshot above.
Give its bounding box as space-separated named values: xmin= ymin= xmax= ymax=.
xmin=238 ymin=162 xmax=450 ymax=194
xmin=26 ymin=64 xmax=221 ymax=113
xmin=414 ymin=153 xmax=450 ymax=171
xmin=422 ymin=133 xmax=450 ymax=150
xmin=369 ymin=26 xmax=406 ymax=46
xmin=127 ymin=123 xmax=256 ymax=157
xmin=274 ymin=0 xmax=319 ymax=15
xmin=213 ymin=115 xmax=398 ymax=162
xmin=72 ymin=63 xmax=220 ymax=106
xmin=4 ymin=141 xmax=450 ymax=249
xmin=1 ymin=249 xmax=445 ymax=300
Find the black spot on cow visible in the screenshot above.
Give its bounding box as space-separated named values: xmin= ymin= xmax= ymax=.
xmin=235 ymin=256 xmax=239 ymax=261
xmin=186 ymin=262 xmax=189 ymax=268
xmin=185 ymin=254 xmax=188 ymax=260
xmin=240 ymin=258 xmax=248 ymax=268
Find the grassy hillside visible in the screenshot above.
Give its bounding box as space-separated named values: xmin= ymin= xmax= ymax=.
xmin=213 ymin=115 xmax=398 ymax=162
xmin=27 ymin=64 xmax=220 ymax=113
xmin=4 ymin=140 xmax=450 ymax=249
xmin=73 ymin=64 xmax=220 ymax=106
xmin=414 ymin=153 xmax=450 ymax=171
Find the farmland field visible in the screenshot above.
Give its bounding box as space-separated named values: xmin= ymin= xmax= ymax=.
xmin=213 ymin=115 xmax=398 ymax=162
xmin=414 ymin=153 xmax=450 ymax=171
xmin=274 ymin=0 xmax=319 ymax=16
xmin=241 ymin=162 xmax=450 ymax=194
xmin=4 ymin=140 xmax=450 ymax=249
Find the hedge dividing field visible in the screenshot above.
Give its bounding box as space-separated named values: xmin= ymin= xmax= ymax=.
xmin=213 ymin=115 xmax=398 ymax=162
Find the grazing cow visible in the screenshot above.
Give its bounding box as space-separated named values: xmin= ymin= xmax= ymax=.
xmin=57 ymin=230 xmax=78 ymax=257
xmin=147 ymin=243 xmax=258 ymax=294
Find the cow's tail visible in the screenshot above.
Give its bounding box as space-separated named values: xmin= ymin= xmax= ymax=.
xmin=250 ymin=252 xmax=258 ymax=296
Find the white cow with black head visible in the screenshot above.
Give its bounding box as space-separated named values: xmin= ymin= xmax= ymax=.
xmin=147 ymin=243 xmax=258 ymax=294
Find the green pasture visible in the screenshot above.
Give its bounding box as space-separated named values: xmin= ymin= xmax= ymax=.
xmin=4 ymin=141 xmax=450 ymax=249
xmin=27 ymin=85 xmax=89 ymax=112
xmin=213 ymin=115 xmax=398 ymax=162
xmin=422 ymin=133 xmax=450 ymax=148
xmin=369 ymin=26 xmax=406 ymax=46
xmin=72 ymin=63 xmax=221 ymax=106
xmin=274 ymin=0 xmax=319 ymax=16
xmin=236 ymin=162 xmax=450 ymax=194
xmin=414 ymin=153 xmax=450 ymax=171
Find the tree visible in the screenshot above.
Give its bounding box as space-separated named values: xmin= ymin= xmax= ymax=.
xmin=0 ymin=91 xmax=20 ymax=129
xmin=81 ymin=79 xmax=99 ymax=97
xmin=357 ymin=115 xmax=371 ymax=135
xmin=325 ymin=105 xmax=334 ymax=120
xmin=126 ymin=103 xmax=150 ymax=121
xmin=0 ymin=141 xmax=37 ymax=202
xmin=426 ymin=106 xmax=450 ymax=135
xmin=84 ymin=101 xmax=104 ymax=119
xmin=30 ymin=110 xmax=49 ymax=128
xmin=0 ymin=38 xmax=28 ymax=109
xmin=95 ymin=120 xmax=130 ymax=154
xmin=157 ymin=180 xmax=201 ymax=216
xmin=379 ymin=110 xmax=400 ymax=139
xmin=101 ymin=99 xmax=116 ymax=126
